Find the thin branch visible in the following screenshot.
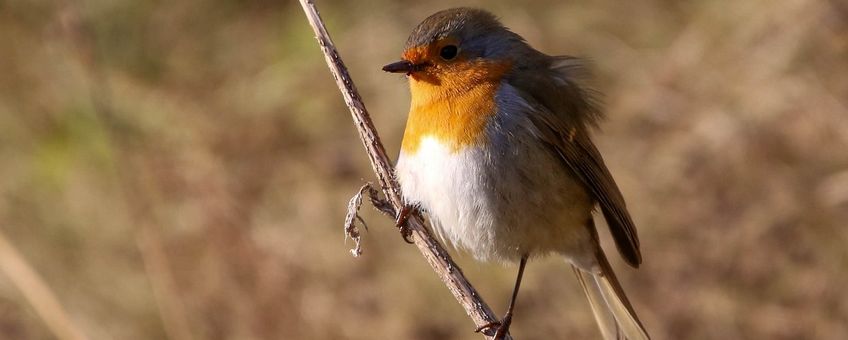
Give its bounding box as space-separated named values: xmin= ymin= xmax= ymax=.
xmin=297 ymin=1 xmax=510 ymax=339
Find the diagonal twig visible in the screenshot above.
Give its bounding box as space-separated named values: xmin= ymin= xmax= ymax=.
xmin=297 ymin=1 xmax=511 ymax=338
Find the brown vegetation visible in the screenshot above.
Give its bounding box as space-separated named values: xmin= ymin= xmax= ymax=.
xmin=1 ymin=0 xmax=846 ymax=339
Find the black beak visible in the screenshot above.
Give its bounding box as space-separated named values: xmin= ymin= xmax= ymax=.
xmin=382 ymin=60 xmax=427 ymax=74
xmin=382 ymin=60 xmax=414 ymax=74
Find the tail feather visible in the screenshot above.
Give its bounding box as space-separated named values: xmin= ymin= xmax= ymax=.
xmin=571 ymin=252 xmax=650 ymax=340
xmin=572 ymin=265 xmax=623 ymax=340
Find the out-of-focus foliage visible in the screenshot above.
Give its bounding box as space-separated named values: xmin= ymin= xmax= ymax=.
xmin=1 ymin=0 xmax=846 ymax=339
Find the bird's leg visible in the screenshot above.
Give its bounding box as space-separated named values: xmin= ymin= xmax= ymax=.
xmin=475 ymin=255 xmax=529 ymax=339
xmin=394 ymin=205 xmax=415 ymax=244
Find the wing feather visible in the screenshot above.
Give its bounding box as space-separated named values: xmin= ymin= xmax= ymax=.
xmin=508 ymin=56 xmax=642 ymax=267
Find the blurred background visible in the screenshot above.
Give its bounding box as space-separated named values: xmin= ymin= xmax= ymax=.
xmin=1 ymin=0 xmax=847 ymax=339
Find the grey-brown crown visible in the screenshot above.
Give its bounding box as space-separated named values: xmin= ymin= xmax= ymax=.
xmin=404 ymin=8 xmax=530 ymax=61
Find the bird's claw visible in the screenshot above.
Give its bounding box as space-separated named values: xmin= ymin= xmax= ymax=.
xmin=395 ymin=205 xmax=415 ymax=244
xmin=474 ymin=321 xmax=500 ymax=334
xmin=474 ymin=314 xmax=512 ymax=339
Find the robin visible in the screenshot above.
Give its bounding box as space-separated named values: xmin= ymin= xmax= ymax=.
xmin=383 ymin=8 xmax=649 ymax=340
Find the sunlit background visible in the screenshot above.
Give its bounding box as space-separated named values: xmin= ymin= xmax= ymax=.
xmin=1 ymin=0 xmax=847 ymax=339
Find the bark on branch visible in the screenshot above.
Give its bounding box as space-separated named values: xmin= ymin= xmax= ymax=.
xmin=297 ymin=1 xmax=511 ymax=338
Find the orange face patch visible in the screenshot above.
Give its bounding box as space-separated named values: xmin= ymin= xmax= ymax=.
xmin=402 ymin=37 xmax=459 ymax=64
xmin=400 ymin=44 xmax=512 ymax=153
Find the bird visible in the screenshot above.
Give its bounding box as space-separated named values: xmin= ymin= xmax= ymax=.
xmin=383 ymin=7 xmax=649 ymax=340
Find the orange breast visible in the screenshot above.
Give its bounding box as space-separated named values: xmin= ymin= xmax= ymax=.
xmin=401 ymin=60 xmax=511 ymax=153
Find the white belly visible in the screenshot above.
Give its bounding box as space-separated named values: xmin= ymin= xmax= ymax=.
xmin=396 ymin=130 xmax=596 ymax=264
xmin=396 ymin=137 xmax=494 ymax=255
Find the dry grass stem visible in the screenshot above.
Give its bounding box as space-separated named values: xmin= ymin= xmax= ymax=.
xmin=136 ymin=227 xmax=197 ymax=340
xmin=0 ymin=230 xmax=90 ymax=340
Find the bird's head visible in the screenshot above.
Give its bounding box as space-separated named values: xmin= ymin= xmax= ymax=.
xmin=383 ymin=8 xmax=534 ymax=87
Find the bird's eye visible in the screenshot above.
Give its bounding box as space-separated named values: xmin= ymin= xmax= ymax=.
xmin=439 ymin=45 xmax=458 ymax=60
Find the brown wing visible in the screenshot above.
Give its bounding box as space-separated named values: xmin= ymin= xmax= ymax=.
xmin=509 ymin=56 xmax=642 ymax=267
xmin=562 ymin=130 xmax=642 ymax=267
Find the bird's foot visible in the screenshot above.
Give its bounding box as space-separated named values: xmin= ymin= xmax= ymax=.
xmin=474 ymin=313 xmax=513 ymax=339
xmin=394 ymin=205 xmax=415 ymax=244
